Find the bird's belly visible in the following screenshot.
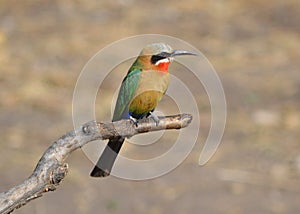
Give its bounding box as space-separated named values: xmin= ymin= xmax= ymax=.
xmin=128 ymin=71 xmax=169 ymax=118
xmin=129 ymin=91 xmax=163 ymax=117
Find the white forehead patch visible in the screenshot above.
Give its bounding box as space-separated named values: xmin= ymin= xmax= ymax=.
xmin=155 ymin=57 xmax=171 ymax=66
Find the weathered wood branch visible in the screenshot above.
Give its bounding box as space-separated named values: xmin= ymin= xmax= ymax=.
xmin=0 ymin=114 xmax=192 ymax=214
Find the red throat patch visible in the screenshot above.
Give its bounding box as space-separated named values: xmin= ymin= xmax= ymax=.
xmin=157 ymin=62 xmax=170 ymax=73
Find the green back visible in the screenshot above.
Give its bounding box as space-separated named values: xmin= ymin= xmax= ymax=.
xmin=112 ymin=64 xmax=142 ymax=121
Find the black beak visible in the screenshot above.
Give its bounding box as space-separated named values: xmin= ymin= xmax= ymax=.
xmin=170 ymin=50 xmax=198 ymax=57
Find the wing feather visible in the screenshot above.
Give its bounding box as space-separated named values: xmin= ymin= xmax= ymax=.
xmin=112 ymin=68 xmax=141 ymax=121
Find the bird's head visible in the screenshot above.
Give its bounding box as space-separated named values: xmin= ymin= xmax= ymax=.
xmin=136 ymin=43 xmax=197 ymax=72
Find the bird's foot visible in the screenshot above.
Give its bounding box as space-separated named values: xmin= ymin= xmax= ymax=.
xmin=130 ymin=116 xmax=138 ymax=127
xmin=149 ymin=112 xmax=160 ymax=126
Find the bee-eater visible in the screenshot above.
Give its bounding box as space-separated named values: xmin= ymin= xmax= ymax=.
xmin=90 ymin=43 xmax=196 ymax=177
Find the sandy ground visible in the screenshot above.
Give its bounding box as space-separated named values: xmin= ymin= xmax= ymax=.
xmin=0 ymin=0 xmax=300 ymax=213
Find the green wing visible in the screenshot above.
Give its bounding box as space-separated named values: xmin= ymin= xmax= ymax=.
xmin=112 ymin=68 xmax=142 ymax=121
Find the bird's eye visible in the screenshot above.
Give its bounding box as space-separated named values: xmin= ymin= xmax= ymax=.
xmin=151 ymin=55 xmax=166 ymax=64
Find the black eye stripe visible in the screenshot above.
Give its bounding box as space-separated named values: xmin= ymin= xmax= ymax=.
xmin=150 ymin=52 xmax=171 ymax=64
xmin=151 ymin=55 xmax=165 ymax=64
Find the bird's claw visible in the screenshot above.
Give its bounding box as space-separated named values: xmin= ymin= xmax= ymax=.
xmin=130 ymin=116 xmax=138 ymax=127
xmin=150 ymin=112 xmax=160 ymax=126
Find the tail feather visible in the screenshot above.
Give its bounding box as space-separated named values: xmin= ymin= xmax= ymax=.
xmin=90 ymin=137 xmax=125 ymax=177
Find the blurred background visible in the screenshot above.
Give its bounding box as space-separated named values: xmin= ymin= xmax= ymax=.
xmin=1 ymin=0 xmax=300 ymax=213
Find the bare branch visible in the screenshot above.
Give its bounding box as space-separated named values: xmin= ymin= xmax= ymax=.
xmin=0 ymin=114 xmax=192 ymax=214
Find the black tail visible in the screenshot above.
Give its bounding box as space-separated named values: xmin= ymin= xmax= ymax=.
xmin=90 ymin=137 xmax=125 ymax=177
